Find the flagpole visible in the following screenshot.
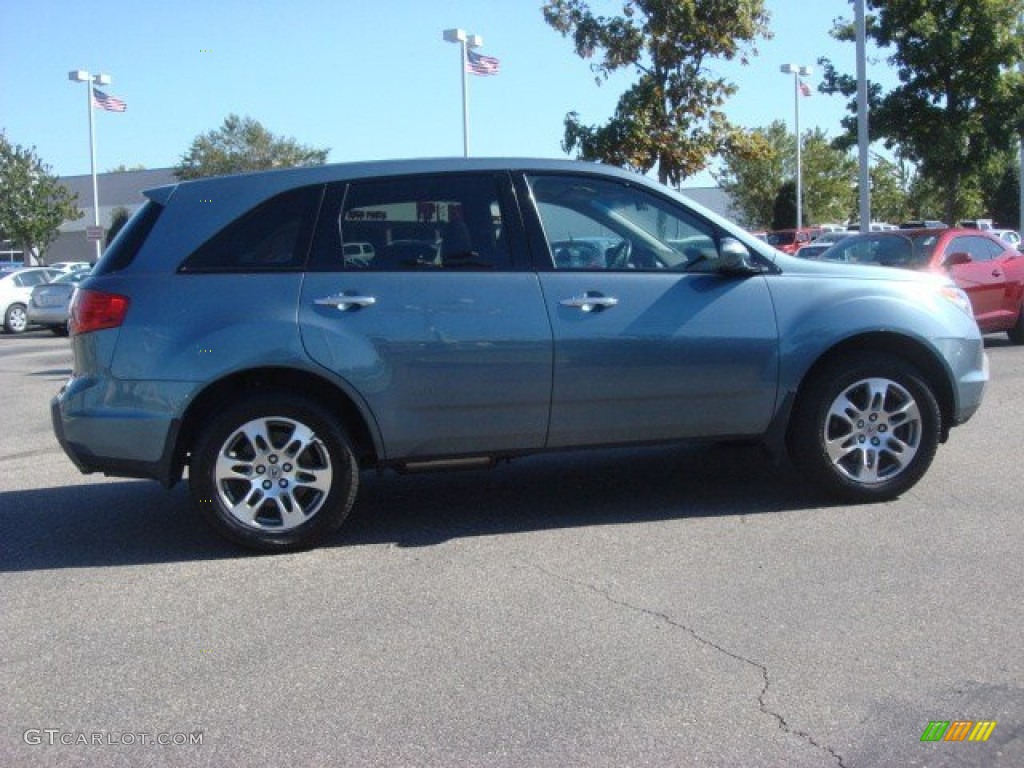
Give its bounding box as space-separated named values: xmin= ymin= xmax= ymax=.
xmin=444 ymin=29 xmax=482 ymax=158
xmin=86 ymin=81 xmax=101 ymax=262
xmin=460 ymin=37 xmax=469 ymax=157
xmin=780 ymin=64 xmax=811 ymax=231
xmin=69 ymin=69 xmax=112 ymax=263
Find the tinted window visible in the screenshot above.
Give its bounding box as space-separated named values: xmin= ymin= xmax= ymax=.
xmin=946 ymin=235 xmax=1003 ymax=262
xmin=93 ymin=201 xmax=163 ymax=276
xmin=311 ymin=174 xmax=512 ymax=271
xmin=527 ymin=174 xmax=717 ymax=271
xmin=180 ymin=186 xmax=322 ymax=273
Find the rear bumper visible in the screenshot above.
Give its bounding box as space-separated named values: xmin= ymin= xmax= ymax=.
xmin=51 ymin=374 xmax=190 ymax=487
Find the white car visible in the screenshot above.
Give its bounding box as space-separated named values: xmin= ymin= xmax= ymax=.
xmin=990 ymin=229 xmax=1021 ymax=248
xmin=49 ymin=261 xmax=92 ymax=273
xmin=1 ymin=268 xmax=62 ymax=333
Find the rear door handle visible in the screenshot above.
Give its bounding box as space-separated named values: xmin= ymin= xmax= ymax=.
xmin=559 ymin=292 xmax=619 ymax=313
xmin=314 ymin=293 xmax=377 ymax=311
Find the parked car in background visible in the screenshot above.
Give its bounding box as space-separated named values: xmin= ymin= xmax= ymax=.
xmin=48 ymin=261 xmax=92 ymax=273
xmin=27 ymin=269 xmax=91 ymax=335
xmin=1 ymin=267 xmax=61 ymax=333
xmin=899 ymin=220 xmax=948 ymax=229
xmin=813 ymin=228 xmax=1024 ymax=342
xmin=810 ymin=231 xmax=850 ymax=246
xmin=847 ymin=221 xmax=899 ymax=231
xmin=990 ymin=229 xmax=1021 ymax=249
xmin=765 ymin=227 xmax=821 ymax=254
xmin=794 ymin=243 xmax=831 ymax=259
xmin=52 ymin=158 xmax=987 ymax=551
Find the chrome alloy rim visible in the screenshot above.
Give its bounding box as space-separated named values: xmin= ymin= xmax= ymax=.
xmin=214 ymin=417 xmax=333 ymax=530
xmin=823 ymin=377 xmax=922 ymax=485
xmin=8 ymin=305 xmax=27 ymax=332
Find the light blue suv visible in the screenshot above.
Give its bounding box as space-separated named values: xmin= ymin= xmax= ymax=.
xmin=52 ymin=159 xmax=987 ymax=551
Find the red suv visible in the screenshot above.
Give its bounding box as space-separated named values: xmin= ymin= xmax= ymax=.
xmin=765 ymin=228 xmax=821 ymax=255
xmin=816 ymin=228 xmax=1024 ymax=342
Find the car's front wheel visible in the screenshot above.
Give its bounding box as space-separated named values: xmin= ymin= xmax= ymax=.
xmin=789 ymin=352 xmax=941 ymax=502
xmin=189 ymin=393 xmax=359 ymax=551
xmin=3 ymin=303 xmax=28 ymax=334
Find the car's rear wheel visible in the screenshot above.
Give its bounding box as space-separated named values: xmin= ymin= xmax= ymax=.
xmin=789 ymin=352 xmax=941 ymax=502
xmin=189 ymin=393 xmax=359 ymax=551
xmin=4 ymin=303 xmax=28 ymax=334
xmin=1007 ymin=306 xmax=1024 ymax=345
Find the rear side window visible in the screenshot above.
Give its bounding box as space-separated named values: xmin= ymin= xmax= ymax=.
xmin=309 ymin=174 xmax=512 ymax=271
xmin=180 ymin=186 xmax=323 ymax=273
xmin=92 ymin=201 xmax=163 ymax=276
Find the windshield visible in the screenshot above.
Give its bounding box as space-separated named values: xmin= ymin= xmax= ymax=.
xmin=818 ymin=233 xmax=938 ymax=268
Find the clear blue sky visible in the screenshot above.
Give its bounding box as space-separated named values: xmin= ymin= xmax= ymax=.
xmin=1 ymin=1 xmax=889 ymax=188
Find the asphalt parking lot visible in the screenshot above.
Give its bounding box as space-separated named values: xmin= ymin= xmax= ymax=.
xmin=2 ymin=330 xmax=1022 ymax=767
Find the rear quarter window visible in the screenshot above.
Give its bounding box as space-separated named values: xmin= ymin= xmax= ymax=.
xmin=179 ymin=185 xmax=323 ymax=273
xmin=92 ymin=201 xmax=164 ymax=276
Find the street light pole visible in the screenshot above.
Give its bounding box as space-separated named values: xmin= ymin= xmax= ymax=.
xmin=780 ymin=64 xmax=812 ymax=232
xmin=855 ymin=0 xmax=871 ymax=234
xmin=443 ymin=28 xmax=483 ymax=157
xmin=68 ymin=69 xmax=111 ymax=262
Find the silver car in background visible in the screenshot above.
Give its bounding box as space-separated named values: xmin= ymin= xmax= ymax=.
xmin=27 ymin=269 xmax=91 ymax=335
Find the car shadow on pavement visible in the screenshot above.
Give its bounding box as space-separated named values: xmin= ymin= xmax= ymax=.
xmin=1 ymin=443 xmax=824 ymax=572
xmin=338 ymin=442 xmax=823 ymax=549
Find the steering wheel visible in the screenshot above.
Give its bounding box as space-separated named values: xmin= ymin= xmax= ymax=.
xmin=608 ymin=239 xmax=632 ymax=269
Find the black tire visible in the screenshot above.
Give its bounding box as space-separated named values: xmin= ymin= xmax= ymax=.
xmin=3 ymin=303 xmax=28 ymax=334
xmin=50 ymin=323 xmax=70 ymax=337
xmin=1007 ymin=307 xmax=1024 ymax=345
xmin=788 ymin=352 xmax=941 ymax=502
xmin=189 ymin=392 xmax=359 ymax=552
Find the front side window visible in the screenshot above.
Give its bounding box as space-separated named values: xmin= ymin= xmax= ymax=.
xmin=313 ymin=174 xmax=511 ymax=271
xmin=180 ymin=186 xmax=322 ymax=273
xmin=526 ymin=174 xmax=718 ymax=271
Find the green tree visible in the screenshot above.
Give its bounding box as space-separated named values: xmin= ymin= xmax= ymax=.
xmin=716 ymin=122 xmax=855 ymax=228
xmin=715 ymin=121 xmax=789 ymax=228
xmin=800 ymin=129 xmax=857 ymax=224
xmin=542 ymin=0 xmax=771 ymax=186
xmin=0 ymin=134 xmax=82 ymax=264
xmin=820 ymin=0 xmax=1024 ymax=224
xmin=174 ymin=114 xmax=329 ymax=180
xmin=771 ymin=180 xmax=796 ymax=230
xmin=106 ymin=206 xmax=132 ymax=247
xmin=986 ymin=162 xmax=1019 ymax=228
xmin=866 ymin=155 xmax=911 ymax=224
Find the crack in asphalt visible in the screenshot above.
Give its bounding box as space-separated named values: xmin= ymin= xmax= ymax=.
xmin=527 ymin=562 xmax=848 ymax=768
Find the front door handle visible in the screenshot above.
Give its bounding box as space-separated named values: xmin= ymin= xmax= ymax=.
xmin=314 ymin=293 xmax=377 ymax=311
xmin=559 ymin=292 xmax=619 ymax=313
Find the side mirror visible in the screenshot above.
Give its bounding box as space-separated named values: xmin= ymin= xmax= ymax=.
xmin=944 ymin=252 xmax=972 ymax=267
xmin=718 ymin=237 xmax=758 ymax=273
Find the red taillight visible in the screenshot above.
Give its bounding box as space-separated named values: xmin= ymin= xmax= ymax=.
xmin=70 ymin=289 xmax=130 ymax=335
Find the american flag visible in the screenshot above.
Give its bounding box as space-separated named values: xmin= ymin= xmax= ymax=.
xmin=466 ymin=49 xmax=500 ymax=76
xmin=92 ymin=88 xmax=127 ymax=112
xmin=799 ymin=79 xmax=812 ymax=97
